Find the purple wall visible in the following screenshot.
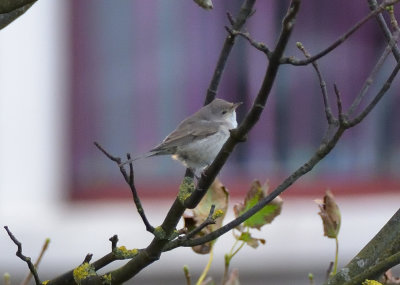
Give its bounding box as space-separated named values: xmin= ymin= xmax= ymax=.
xmin=70 ymin=1 xmax=400 ymax=198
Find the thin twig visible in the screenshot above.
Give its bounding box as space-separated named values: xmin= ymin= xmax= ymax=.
xmin=4 ymin=226 xmax=41 ymax=285
xmin=183 ymin=205 xmax=216 ymax=240
xmin=82 ymin=254 xmax=93 ymax=264
xmin=296 ymin=42 xmax=337 ymax=125
xmin=368 ymin=0 xmax=400 ymax=61
xmin=226 ymin=11 xmax=235 ymax=26
xmin=205 ymin=0 xmax=256 ymax=104
xmin=94 ymin=142 xmax=155 ymax=233
xmin=387 ymin=4 xmax=399 ymax=31
xmin=348 ymin=29 xmax=400 ymax=116
xmin=326 ymin=262 xmax=334 ymax=281
xmin=333 ymin=84 xmax=347 ymax=127
xmin=226 ymin=27 xmax=273 ymax=57
xmin=109 ymin=235 xmax=119 ymax=250
xmin=347 ymin=59 xmax=400 ymax=127
xmin=281 ymin=0 xmax=400 ymax=65
xmin=183 ymin=265 xmax=191 ymax=285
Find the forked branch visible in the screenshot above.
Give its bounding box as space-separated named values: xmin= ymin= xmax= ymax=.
xmin=94 ymin=142 xmax=155 ymax=233
xmin=281 ymin=0 xmax=400 ymax=65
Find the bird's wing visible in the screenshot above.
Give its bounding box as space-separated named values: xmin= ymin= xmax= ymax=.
xmin=150 ymin=119 xmax=220 ymax=152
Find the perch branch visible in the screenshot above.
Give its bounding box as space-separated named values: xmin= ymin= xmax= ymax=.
xmin=167 ymin=0 xmax=400 ymax=251
xmin=4 ymin=226 xmax=41 ymax=285
xmin=94 ymin=142 xmax=154 ymax=233
xmin=164 ymin=127 xmax=346 ymax=251
xmin=184 ymin=0 xmax=301 ymax=209
xmin=101 ymin=1 xmax=281 ymax=283
xmin=281 ymin=0 xmax=400 ymax=65
xmin=172 ymin=33 xmax=400 ymax=254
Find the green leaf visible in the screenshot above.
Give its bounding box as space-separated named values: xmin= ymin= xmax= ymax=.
xmin=233 ymin=180 xmax=282 ymax=230
xmin=235 ymin=231 xmax=266 ymax=249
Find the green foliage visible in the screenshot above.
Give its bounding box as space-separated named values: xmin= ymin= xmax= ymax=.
xmin=233 ymin=180 xmax=282 ymax=230
xmin=185 ymin=179 xmax=283 ymax=285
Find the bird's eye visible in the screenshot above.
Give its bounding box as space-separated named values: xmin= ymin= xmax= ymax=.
xmin=222 ymin=110 xmax=227 ymax=115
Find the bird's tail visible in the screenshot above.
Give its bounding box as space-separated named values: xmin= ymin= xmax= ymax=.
xmin=118 ymin=151 xmax=157 ymax=167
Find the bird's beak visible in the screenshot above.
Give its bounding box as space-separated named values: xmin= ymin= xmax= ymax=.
xmin=232 ymin=102 xmax=242 ymax=110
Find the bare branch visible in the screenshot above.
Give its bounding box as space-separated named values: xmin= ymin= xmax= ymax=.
xmin=333 ymin=84 xmax=347 ymax=127
xmin=4 ymin=226 xmax=41 ymax=285
xmin=94 ymin=142 xmax=154 ymax=233
xmin=109 ymin=235 xmax=119 ymax=250
xmin=347 ymin=59 xmax=400 ymax=127
xmin=184 ymin=0 xmax=301 ymax=209
xmin=387 ymin=4 xmax=399 ymax=31
xmin=226 ymin=27 xmax=272 ymax=57
xmin=83 ymin=254 xmax=93 ymax=264
xmin=368 ymin=0 xmax=400 ymax=61
xmin=348 ymin=30 xmax=399 ymax=116
xmin=297 ymin=42 xmax=337 ymax=125
xmin=93 ymin=141 xmax=121 ymax=163
xmin=182 ymin=205 xmax=216 ymax=240
xmin=227 ymin=11 xmax=235 ymax=26
xmin=101 ymin=2 xmax=264 ymax=282
xmin=281 ymin=0 xmax=400 ymax=65
xmin=204 ymin=0 xmax=256 ymax=104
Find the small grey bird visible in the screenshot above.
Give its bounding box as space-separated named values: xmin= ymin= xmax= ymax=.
xmin=119 ymin=98 xmax=241 ymax=172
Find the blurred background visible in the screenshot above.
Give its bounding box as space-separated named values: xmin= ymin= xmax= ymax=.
xmin=0 ymin=1 xmax=399 ymax=284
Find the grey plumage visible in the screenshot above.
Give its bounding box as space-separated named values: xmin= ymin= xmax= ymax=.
xmin=119 ymin=98 xmax=241 ymax=171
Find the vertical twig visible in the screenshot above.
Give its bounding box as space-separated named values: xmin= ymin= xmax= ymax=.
xmin=296 ymin=42 xmax=337 ymax=125
xmin=204 ymin=0 xmax=256 ymax=104
xmin=4 ymin=226 xmax=41 ymax=285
